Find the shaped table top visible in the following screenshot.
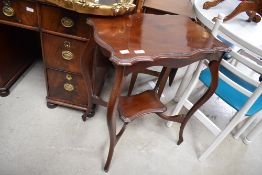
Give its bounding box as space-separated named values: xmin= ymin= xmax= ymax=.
xmin=87 ymin=14 xmax=228 ymax=65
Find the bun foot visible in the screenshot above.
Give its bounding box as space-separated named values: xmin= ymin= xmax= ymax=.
xmin=0 ymin=89 xmax=10 ymax=97
xmin=252 ymin=15 xmax=261 ymax=23
xmin=82 ymin=110 xmax=95 ymax=122
xmin=47 ymin=102 xmax=58 ymax=109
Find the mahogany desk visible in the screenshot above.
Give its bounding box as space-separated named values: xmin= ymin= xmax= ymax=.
xmin=0 ymin=0 xmax=107 ymax=115
xmin=87 ymin=14 xmax=229 ymax=171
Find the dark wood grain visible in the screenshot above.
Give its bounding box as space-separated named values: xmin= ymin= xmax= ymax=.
xmin=40 ymin=4 xmax=92 ymax=38
xmin=42 ymin=33 xmax=88 ymax=73
xmin=0 ymin=1 xmax=107 ymax=112
xmin=0 ymin=0 xmax=38 ymax=30
xmin=88 ymin=14 xmax=227 ymax=66
xmin=88 ymin=13 xmax=229 ymax=171
xmin=118 ymin=90 xmax=166 ymax=122
xmin=47 ymin=69 xmax=89 ymax=106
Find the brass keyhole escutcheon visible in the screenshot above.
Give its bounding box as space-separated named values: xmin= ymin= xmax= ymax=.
xmin=64 ymin=41 xmax=71 ymax=48
xmin=66 ymin=74 xmax=72 ymax=81
xmin=3 ymin=6 xmax=14 ymax=17
xmin=62 ymin=50 xmax=74 ymax=61
xmin=61 ymin=17 xmax=74 ymax=28
xmin=64 ymin=83 xmax=74 ymax=92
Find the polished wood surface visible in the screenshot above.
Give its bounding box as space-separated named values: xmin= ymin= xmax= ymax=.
xmin=118 ymin=90 xmax=166 ymax=122
xmin=40 ymin=4 xmax=92 ymax=39
xmin=47 ymin=69 xmax=89 ymax=106
xmin=0 ymin=0 xmax=107 ymax=113
xmin=0 ymin=0 xmax=38 ymax=30
xmin=88 ymin=14 xmax=226 ymax=66
xmin=42 ymin=33 xmax=88 ymax=73
xmin=88 ymin=13 xmax=229 ymax=171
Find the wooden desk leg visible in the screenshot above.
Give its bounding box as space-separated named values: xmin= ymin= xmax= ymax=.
xmin=104 ymin=66 xmax=125 ymax=172
xmin=177 ymin=60 xmax=220 ymax=145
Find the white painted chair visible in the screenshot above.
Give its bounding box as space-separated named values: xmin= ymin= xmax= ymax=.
xmin=243 ymin=118 xmax=262 ymax=145
xmin=167 ymin=14 xmax=262 ymax=161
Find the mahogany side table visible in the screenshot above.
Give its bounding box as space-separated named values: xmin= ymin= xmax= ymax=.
xmin=86 ymin=14 xmax=229 ymax=172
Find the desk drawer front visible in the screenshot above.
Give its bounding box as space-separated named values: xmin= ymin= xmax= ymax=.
xmin=40 ymin=4 xmax=91 ymax=38
xmin=42 ymin=33 xmax=87 ymax=73
xmin=0 ymin=0 xmax=38 ymax=27
xmin=47 ymin=69 xmax=88 ymax=106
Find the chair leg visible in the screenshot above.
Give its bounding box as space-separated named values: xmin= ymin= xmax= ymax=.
xmin=233 ymin=116 xmax=257 ymax=139
xmin=199 ymin=116 xmax=244 ymax=161
xmin=128 ymin=73 xmax=138 ymax=96
xmin=174 ymin=63 xmax=196 ymax=102
xmin=167 ymin=61 xmax=205 ymax=128
xmin=199 ymin=69 xmax=262 ymax=160
xmin=243 ymin=118 xmax=262 ymax=145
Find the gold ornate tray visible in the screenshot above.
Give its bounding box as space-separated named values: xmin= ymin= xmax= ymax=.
xmin=46 ymin=0 xmax=136 ymax=16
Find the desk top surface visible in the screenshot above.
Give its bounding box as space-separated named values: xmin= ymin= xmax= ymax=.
xmin=194 ymin=0 xmax=262 ymax=57
xmin=88 ymin=14 xmax=228 ymax=66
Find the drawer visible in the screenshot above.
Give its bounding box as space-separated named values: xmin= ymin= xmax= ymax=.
xmin=40 ymin=4 xmax=92 ymax=38
xmin=0 ymin=0 xmax=38 ymax=27
xmin=42 ymin=33 xmax=87 ymax=73
xmin=47 ymin=69 xmax=89 ymax=106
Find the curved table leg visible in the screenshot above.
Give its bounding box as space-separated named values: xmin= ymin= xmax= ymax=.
xmin=177 ymin=60 xmax=220 ymax=145
xmin=223 ymin=1 xmax=258 ymax=22
xmin=128 ymin=73 xmax=138 ymax=96
xmin=104 ymin=66 xmax=125 ymax=172
xmin=203 ymin=0 xmax=224 ymax=10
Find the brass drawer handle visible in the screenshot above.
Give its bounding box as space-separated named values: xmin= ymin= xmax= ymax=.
xmin=62 ymin=50 xmax=74 ymax=61
xmin=64 ymin=83 xmax=74 ymax=92
xmin=61 ymin=17 xmax=74 ymax=28
xmin=3 ymin=6 xmax=14 ymax=17
xmin=66 ymin=74 xmax=72 ymax=81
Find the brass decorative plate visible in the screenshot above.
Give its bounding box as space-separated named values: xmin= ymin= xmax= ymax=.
xmin=46 ymin=0 xmax=136 ymax=16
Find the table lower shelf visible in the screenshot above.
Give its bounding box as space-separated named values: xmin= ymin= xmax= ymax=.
xmin=118 ymin=90 xmax=167 ymax=122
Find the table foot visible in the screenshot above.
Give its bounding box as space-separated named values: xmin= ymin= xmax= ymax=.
xmin=0 ymin=89 xmax=10 ymax=97
xmin=47 ymin=102 xmax=57 ymax=109
xmin=82 ymin=111 xmax=95 ymax=121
